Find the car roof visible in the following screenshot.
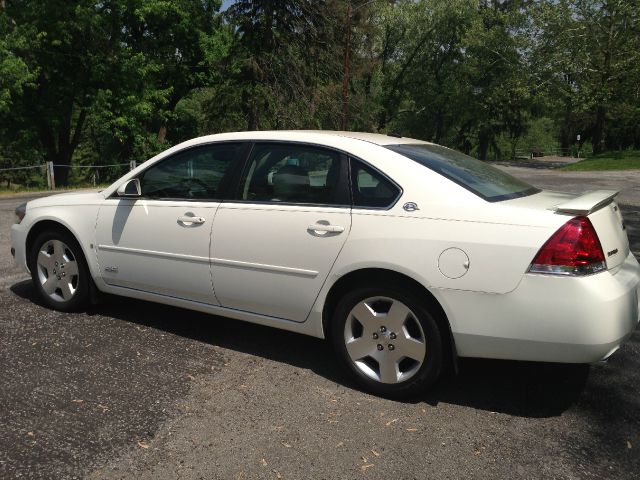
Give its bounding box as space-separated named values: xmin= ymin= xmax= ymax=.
xmin=181 ymin=130 xmax=430 ymax=148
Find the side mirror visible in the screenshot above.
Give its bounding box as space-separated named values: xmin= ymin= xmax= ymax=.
xmin=117 ymin=178 xmax=141 ymax=197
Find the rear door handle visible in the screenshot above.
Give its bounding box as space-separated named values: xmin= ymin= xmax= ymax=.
xmin=177 ymin=215 xmax=206 ymax=225
xmin=307 ymin=223 xmax=345 ymax=234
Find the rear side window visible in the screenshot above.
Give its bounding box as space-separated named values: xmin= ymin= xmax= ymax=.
xmin=350 ymin=159 xmax=400 ymax=208
xmin=386 ymin=144 xmax=539 ymax=202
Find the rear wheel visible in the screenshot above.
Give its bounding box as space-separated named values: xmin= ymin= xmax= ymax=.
xmin=331 ymin=286 xmax=443 ymax=398
xmin=29 ymin=230 xmax=90 ymax=312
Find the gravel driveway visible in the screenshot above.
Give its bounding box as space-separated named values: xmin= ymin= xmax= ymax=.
xmin=1 ymin=168 xmax=638 ymax=480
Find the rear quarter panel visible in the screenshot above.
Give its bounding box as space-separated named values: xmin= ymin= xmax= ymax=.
xmin=331 ymin=209 xmax=556 ymax=295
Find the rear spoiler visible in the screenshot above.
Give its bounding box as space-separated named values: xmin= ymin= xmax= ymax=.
xmin=552 ymin=190 xmax=619 ymax=216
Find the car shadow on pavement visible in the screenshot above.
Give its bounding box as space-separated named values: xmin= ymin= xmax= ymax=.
xmin=11 ymin=280 xmax=591 ymax=419
xmin=425 ymin=358 xmax=589 ymax=417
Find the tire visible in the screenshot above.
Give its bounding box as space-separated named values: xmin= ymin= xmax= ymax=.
xmin=330 ymin=285 xmax=444 ymax=399
xmin=29 ymin=229 xmax=91 ymax=312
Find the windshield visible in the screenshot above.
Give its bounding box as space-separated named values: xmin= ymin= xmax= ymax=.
xmin=386 ymin=144 xmax=540 ymax=202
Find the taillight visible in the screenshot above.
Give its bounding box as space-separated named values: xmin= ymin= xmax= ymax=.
xmin=529 ymin=216 xmax=606 ymax=276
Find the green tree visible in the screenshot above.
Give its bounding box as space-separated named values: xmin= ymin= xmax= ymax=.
xmin=1 ymin=0 xmax=224 ymax=185
xmin=534 ymin=0 xmax=640 ymax=153
xmin=215 ymin=0 xmax=342 ymax=130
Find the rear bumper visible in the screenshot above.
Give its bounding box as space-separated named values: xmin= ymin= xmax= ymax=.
xmin=444 ymin=252 xmax=640 ymax=363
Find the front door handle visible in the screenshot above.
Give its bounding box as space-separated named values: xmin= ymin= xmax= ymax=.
xmin=177 ymin=215 xmax=206 ymax=225
xmin=307 ymin=223 xmax=345 ymax=235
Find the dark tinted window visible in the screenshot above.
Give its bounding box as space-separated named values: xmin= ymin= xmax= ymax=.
xmin=140 ymin=143 xmax=241 ymax=199
xmin=241 ymin=143 xmax=346 ymax=205
xmin=386 ymin=144 xmax=539 ymax=202
xmin=350 ymin=159 xmax=400 ymax=208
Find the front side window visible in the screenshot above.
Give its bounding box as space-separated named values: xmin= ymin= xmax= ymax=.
xmin=140 ymin=143 xmax=242 ymax=199
xmin=350 ymin=159 xmax=401 ymax=208
xmin=240 ymin=143 xmax=346 ymax=206
xmin=386 ymin=143 xmax=540 ymax=202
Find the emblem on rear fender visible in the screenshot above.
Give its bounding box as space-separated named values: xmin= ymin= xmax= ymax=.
xmin=104 ymin=266 xmax=119 ymax=273
xmin=607 ymin=249 xmax=618 ymax=258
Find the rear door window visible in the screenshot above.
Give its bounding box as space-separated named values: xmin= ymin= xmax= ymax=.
xmin=239 ymin=143 xmax=349 ymax=206
xmin=350 ymin=159 xmax=401 ymax=208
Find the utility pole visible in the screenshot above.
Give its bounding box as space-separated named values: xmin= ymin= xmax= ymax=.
xmin=341 ymin=2 xmax=352 ymax=131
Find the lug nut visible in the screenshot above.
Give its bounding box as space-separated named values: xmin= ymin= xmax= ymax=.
xmin=380 ymin=326 xmax=387 ymax=333
xmin=57 ymin=276 xmax=61 ymax=280
xmin=53 ymin=269 xmax=56 ymax=274
xmin=390 ymin=332 xmax=397 ymax=340
xmin=388 ymin=344 xmax=395 ymax=351
xmin=62 ymin=273 xmax=66 ymax=277
xmin=377 ymin=344 xmax=384 ymax=351
xmin=372 ymin=332 xmax=379 ymax=340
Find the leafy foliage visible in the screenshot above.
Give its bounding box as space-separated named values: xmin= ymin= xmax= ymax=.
xmin=1 ymin=0 xmax=639 ymax=187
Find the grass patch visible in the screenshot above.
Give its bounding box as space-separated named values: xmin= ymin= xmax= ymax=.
xmin=0 ymin=184 xmax=107 ymax=197
xmin=0 ymin=186 xmax=46 ymax=196
xmin=561 ymin=150 xmax=640 ymax=171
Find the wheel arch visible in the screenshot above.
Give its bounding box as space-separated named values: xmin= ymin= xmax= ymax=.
xmin=26 ymin=219 xmax=92 ymax=273
xmin=321 ymin=268 xmax=458 ymax=373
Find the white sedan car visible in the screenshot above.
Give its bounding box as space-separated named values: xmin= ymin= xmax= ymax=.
xmin=10 ymin=131 xmax=640 ymax=397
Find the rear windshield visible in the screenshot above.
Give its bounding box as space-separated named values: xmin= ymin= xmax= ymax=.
xmin=386 ymin=144 xmax=540 ymax=202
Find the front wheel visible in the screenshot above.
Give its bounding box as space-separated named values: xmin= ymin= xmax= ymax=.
xmin=29 ymin=230 xmax=90 ymax=312
xmin=330 ymin=286 xmax=444 ymax=398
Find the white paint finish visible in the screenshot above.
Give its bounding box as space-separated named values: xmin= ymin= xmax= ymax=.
xmin=95 ymin=199 xmax=219 ymax=304
xmin=441 ymin=252 xmax=640 ymax=362
xmin=211 ymin=203 xmax=351 ymax=322
xmin=552 ymin=189 xmax=619 ymax=215
xmin=98 ymin=282 xmax=327 ymax=338
xmin=11 ymin=197 xmax=104 ymax=279
xmin=333 ymin=211 xmax=552 ymax=294
xmin=10 ymin=131 xmax=640 ymax=366
xmin=97 ymin=244 xmax=210 ymax=264
xmin=10 ymin=223 xmax=29 ymax=272
xmin=438 ymin=248 xmax=470 ymax=279
xmin=25 ymin=190 xmax=105 ymax=209
xmin=589 ymin=201 xmax=629 ymax=270
xmin=209 ymin=257 xmax=319 ymax=277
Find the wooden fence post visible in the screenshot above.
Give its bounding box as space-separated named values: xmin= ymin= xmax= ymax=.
xmin=46 ymin=161 xmax=55 ymax=190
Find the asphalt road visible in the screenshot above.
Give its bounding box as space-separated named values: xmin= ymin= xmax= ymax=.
xmin=0 ymin=168 xmax=639 ymax=480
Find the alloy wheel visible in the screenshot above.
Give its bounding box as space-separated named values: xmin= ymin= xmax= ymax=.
xmin=343 ymin=296 xmax=427 ymax=384
xmin=36 ymin=239 xmax=80 ymax=302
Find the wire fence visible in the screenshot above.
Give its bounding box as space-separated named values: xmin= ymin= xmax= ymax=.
xmin=0 ymin=161 xmax=137 ymax=190
xmin=0 ymin=165 xmax=46 ymax=172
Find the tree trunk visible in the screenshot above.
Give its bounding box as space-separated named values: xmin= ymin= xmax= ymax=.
xmin=157 ymin=125 xmax=167 ymax=143
xmin=38 ymin=108 xmax=86 ymax=187
xmin=510 ymin=136 xmax=519 ymax=160
xmin=434 ymin=108 xmax=444 ymax=143
xmin=592 ymin=105 xmax=606 ymax=154
xmin=478 ymin=128 xmax=490 ymax=161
